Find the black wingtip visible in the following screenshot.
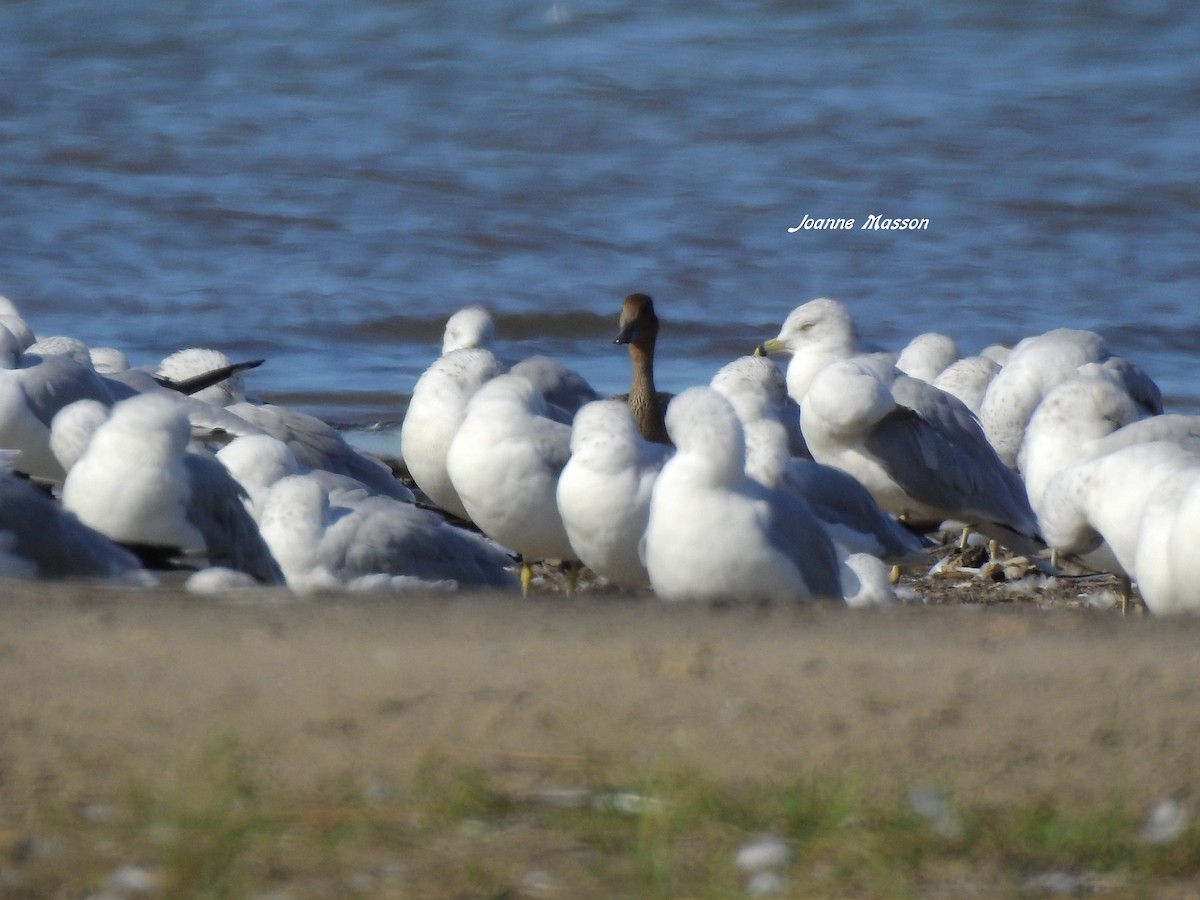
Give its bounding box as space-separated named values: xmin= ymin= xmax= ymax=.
xmin=154 ymin=358 xmax=265 ymax=396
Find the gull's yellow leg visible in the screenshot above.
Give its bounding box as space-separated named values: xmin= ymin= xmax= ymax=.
xmin=562 ymin=560 xmax=581 ymax=596
xmin=959 ymin=525 xmax=973 ymax=550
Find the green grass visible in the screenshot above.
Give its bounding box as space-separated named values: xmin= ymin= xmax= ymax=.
xmin=5 ymin=740 xmax=1200 ymax=898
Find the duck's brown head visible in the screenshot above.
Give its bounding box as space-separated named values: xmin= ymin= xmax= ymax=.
xmin=614 ymin=293 xmax=658 ymax=347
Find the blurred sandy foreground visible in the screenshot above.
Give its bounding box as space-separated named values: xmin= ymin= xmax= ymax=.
xmin=0 ymin=578 xmax=1197 ymax=827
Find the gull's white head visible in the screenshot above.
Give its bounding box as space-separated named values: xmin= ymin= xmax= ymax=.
xmin=27 ymin=335 xmax=95 ymax=369
xmin=442 ymin=305 xmax=496 ymax=354
xmin=569 ymin=399 xmax=643 ymax=469
xmin=764 ymin=297 xmax=857 ymax=356
xmin=665 ymin=386 xmax=746 ymax=485
xmin=711 ymin=355 xmax=790 ymax=426
xmin=50 ymin=399 xmax=112 ymax=473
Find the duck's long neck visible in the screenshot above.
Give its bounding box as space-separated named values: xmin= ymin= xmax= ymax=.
xmin=628 ymin=340 xmax=670 ymax=445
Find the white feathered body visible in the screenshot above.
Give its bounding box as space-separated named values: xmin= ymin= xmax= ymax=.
xmin=62 ymin=395 xmax=204 ymax=550
xmin=446 ymin=374 xmax=574 ymax=562
xmin=557 ymin=400 xmax=666 ymax=587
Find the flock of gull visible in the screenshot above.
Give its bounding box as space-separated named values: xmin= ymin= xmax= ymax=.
xmin=2 ymin=291 xmax=1199 ymax=615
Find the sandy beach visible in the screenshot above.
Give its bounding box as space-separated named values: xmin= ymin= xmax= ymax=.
xmin=2 ymin=573 xmax=1200 ymax=897
xmin=1 ymin=576 xmax=1198 ymax=896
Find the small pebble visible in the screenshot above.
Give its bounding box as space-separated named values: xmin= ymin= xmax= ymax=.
xmin=735 ymin=833 xmax=791 ymax=873
xmin=100 ymin=864 xmax=161 ymax=896
xmin=81 ymin=804 xmax=123 ymax=825
xmin=592 ymin=790 xmax=659 ymax=815
xmin=1140 ymin=798 xmax=1189 ymax=845
xmin=185 ymin=567 xmax=258 ymax=594
xmin=521 ymin=868 xmax=560 ymax=896
xmin=746 ymin=870 xmax=787 ymax=895
xmin=1022 ymin=870 xmax=1095 ymax=895
xmin=525 ymin=786 xmax=590 ymax=808
xmin=907 ymin=785 xmax=962 ymax=838
xmin=1083 ymin=590 xmax=1121 ymax=610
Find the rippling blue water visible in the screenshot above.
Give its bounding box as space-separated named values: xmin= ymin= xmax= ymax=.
xmin=2 ymin=0 xmax=1198 ymax=426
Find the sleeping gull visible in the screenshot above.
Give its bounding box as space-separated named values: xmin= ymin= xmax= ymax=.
xmin=48 ymin=399 xmax=113 ymax=474
xmin=159 ymin=347 xmax=412 ymax=501
xmin=442 ymin=304 xmax=496 ymax=354
xmin=556 ymin=399 xmax=670 ymax=589
xmin=0 ymin=458 xmax=146 ymax=583
xmin=0 ymin=296 xmax=36 ymax=349
xmin=57 ymin=393 xmax=284 ymax=584
xmin=507 ymin=354 xmax=598 ymax=423
xmin=743 ymin=418 xmax=926 ymax=564
xmin=437 ymin=304 xmax=597 ymax=422
xmin=1019 ymin=368 xmax=1200 ymax=518
xmin=0 ymin=322 xmax=115 ymax=481
xmin=216 ymin=433 xmax=343 ymax=518
xmin=445 ymin=372 xmax=579 ymax=595
xmin=642 ymin=386 xmax=841 ymax=603
xmin=99 ymin=359 xmax=271 ymax=445
xmin=1037 ymin=441 xmax=1200 ymax=585
xmin=400 ymin=348 xmax=502 ymax=519
xmin=228 ymin=400 xmax=413 ymax=501
xmin=156 ymin=347 xmax=257 ymax=406
xmin=978 ymin=328 xmax=1161 ymax=468
xmin=895 ymin=332 xmax=960 ymax=384
xmin=932 ymin=355 xmax=1001 ymax=416
xmin=26 ymin=335 xmax=94 ymax=368
xmin=799 ymin=356 xmax=1042 ymax=552
xmin=710 ymin=354 xmax=808 ymax=458
xmin=1134 ymin=469 xmax=1200 ymax=615
xmin=218 ymin=431 xmax=514 ymax=590
xmin=253 ymin=472 xmax=515 ymax=592
xmin=89 ymin=346 xmax=130 ymax=375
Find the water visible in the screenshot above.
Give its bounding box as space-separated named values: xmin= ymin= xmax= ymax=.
xmin=2 ymin=0 xmax=1198 ymax=431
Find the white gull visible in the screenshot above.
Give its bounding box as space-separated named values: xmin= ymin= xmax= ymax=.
xmin=556 ymin=399 xmax=669 ymax=589
xmin=445 ymin=372 xmax=579 ymax=594
xmin=0 ymin=456 xmax=146 ymax=583
xmin=642 ymin=386 xmax=841 ymax=603
xmin=710 ymin=354 xmax=808 ymax=458
xmin=159 ymin=347 xmax=412 ymax=502
xmin=253 ymin=472 xmax=515 ymax=593
xmin=979 ymin=328 xmax=1161 ymax=469
xmin=932 ymin=355 xmax=1001 ymax=416
xmin=743 ymin=417 xmax=926 ymax=564
xmin=895 ymin=332 xmax=960 ymax=384
xmin=0 ymin=322 xmax=115 ymax=481
xmin=400 ymin=348 xmax=502 ymax=519
xmin=1037 ymin=441 xmax=1200 ymax=582
xmin=1134 ymin=469 xmax=1200 ymax=615
xmin=57 ymin=393 xmax=283 ymax=584
xmin=759 ymin=300 xmax=1043 ymax=555
xmin=1020 ymin=368 xmax=1200 ymax=519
